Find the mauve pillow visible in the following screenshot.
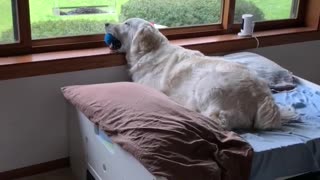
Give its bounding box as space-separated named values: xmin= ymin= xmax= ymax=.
xmin=61 ymin=82 xmax=253 ymax=180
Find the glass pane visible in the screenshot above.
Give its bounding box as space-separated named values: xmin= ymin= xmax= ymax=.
xmin=120 ymin=0 xmax=222 ymax=28
xmin=0 ymin=0 xmax=18 ymax=44
xmin=234 ymin=0 xmax=298 ymax=22
xmin=29 ymin=0 xmax=118 ymax=39
xmin=29 ymin=0 xmax=222 ymax=39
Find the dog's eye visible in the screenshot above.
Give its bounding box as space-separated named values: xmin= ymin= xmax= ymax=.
xmin=125 ymin=22 xmax=130 ymax=26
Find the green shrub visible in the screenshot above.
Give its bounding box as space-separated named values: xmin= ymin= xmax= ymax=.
xmin=120 ymin=0 xmax=221 ymax=27
xmin=120 ymin=0 xmax=264 ymax=27
xmin=31 ymin=19 xmax=107 ymax=39
xmin=0 ymin=30 xmax=14 ymax=43
xmin=1 ymin=19 xmax=115 ymax=40
xmin=234 ymin=0 xmax=264 ymax=22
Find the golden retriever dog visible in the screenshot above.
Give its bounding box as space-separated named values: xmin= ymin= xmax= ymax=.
xmin=105 ymin=18 xmax=284 ymax=130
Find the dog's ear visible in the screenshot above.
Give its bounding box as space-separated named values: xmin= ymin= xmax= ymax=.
xmin=131 ymin=24 xmax=160 ymax=53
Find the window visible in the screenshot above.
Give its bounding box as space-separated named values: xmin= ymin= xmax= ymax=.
xmin=0 ymin=0 xmax=18 ymax=44
xmin=0 ymin=0 xmax=316 ymax=56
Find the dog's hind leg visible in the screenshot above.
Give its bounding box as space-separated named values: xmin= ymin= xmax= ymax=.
xmin=202 ymin=106 xmax=231 ymax=129
xmin=204 ymin=106 xmax=253 ymax=130
xmin=204 ymin=109 xmax=233 ymax=130
xmin=255 ymin=96 xmax=281 ymax=130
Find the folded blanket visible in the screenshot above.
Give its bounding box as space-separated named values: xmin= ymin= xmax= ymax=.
xmin=224 ymin=52 xmax=296 ymax=91
xmin=62 ymin=82 xmax=253 ymax=180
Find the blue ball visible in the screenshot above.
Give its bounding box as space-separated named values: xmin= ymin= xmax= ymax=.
xmin=104 ymin=33 xmax=114 ymax=46
xmin=104 ymin=33 xmax=122 ymax=50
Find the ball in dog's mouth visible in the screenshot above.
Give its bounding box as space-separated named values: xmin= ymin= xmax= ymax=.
xmin=104 ymin=33 xmax=122 ymax=50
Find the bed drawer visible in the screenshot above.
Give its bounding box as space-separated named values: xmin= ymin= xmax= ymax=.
xmin=77 ymin=111 xmax=155 ymax=180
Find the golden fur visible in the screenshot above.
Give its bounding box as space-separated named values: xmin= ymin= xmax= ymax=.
xmin=105 ymin=18 xmax=282 ymax=130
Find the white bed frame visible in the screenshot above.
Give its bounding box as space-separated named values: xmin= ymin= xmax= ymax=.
xmin=68 ymin=77 xmax=320 ymax=180
xmin=68 ymin=106 xmax=156 ymax=180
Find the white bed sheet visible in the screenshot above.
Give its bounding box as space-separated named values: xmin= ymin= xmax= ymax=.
xmin=239 ymin=78 xmax=320 ymax=180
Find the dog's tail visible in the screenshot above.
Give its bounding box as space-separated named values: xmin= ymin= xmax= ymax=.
xmin=254 ymin=96 xmax=299 ymax=130
xmin=254 ymin=96 xmax=282 ymax=130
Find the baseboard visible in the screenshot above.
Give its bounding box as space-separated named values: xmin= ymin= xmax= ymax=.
xmin=0 ymin=157 xmax=70 ymax=180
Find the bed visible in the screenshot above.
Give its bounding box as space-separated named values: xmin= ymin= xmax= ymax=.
xmin=66 ymin=82 xmax=252 ymax=180
xmin=65 ymin=53 xmax=320 ymax=180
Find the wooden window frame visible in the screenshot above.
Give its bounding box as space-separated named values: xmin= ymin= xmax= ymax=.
xmin=0 ymin=0 xmax=319 ymax=81
xmin=0 ymin=0 xmax=313 ymax=57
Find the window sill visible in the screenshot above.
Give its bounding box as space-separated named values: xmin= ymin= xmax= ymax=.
xmin=0 ymin=27 xmax=319 ymax=81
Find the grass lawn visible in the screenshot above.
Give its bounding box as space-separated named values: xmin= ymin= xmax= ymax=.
xmin=0 ymin=0 xmax=14 ymax=43
xmin=244 ymin=0 xmax=293 ymax=20
xmin=0 ymin=0 xmax=293 ymax=41
xmin=28 ymin=0 xmax=128 ymax=23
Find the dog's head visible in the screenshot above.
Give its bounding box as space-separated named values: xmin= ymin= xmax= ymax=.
xmin=105 ymin=18 xmax=167 ymax=54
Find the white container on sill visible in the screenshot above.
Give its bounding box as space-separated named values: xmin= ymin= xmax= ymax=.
xmin=238 ymin=14 xmax=255 ymax=37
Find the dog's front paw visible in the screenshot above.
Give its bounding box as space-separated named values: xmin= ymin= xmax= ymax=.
xmin=207 ymin=110 xmax=231 ymax=130
xmin=218 ymin=111 xmax=232 ymax=130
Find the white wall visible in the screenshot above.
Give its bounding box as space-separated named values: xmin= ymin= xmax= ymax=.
xmin=0 ymin=40 xmax=319 ymax=172
xmin=0 ymin=66 xmax=130 ymax=172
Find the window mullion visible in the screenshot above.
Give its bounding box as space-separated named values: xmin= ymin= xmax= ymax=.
xmin=222 ymin=0 xmax=236 ymax=32
xmin=16 ymin=0 xmax=32 ymax=49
